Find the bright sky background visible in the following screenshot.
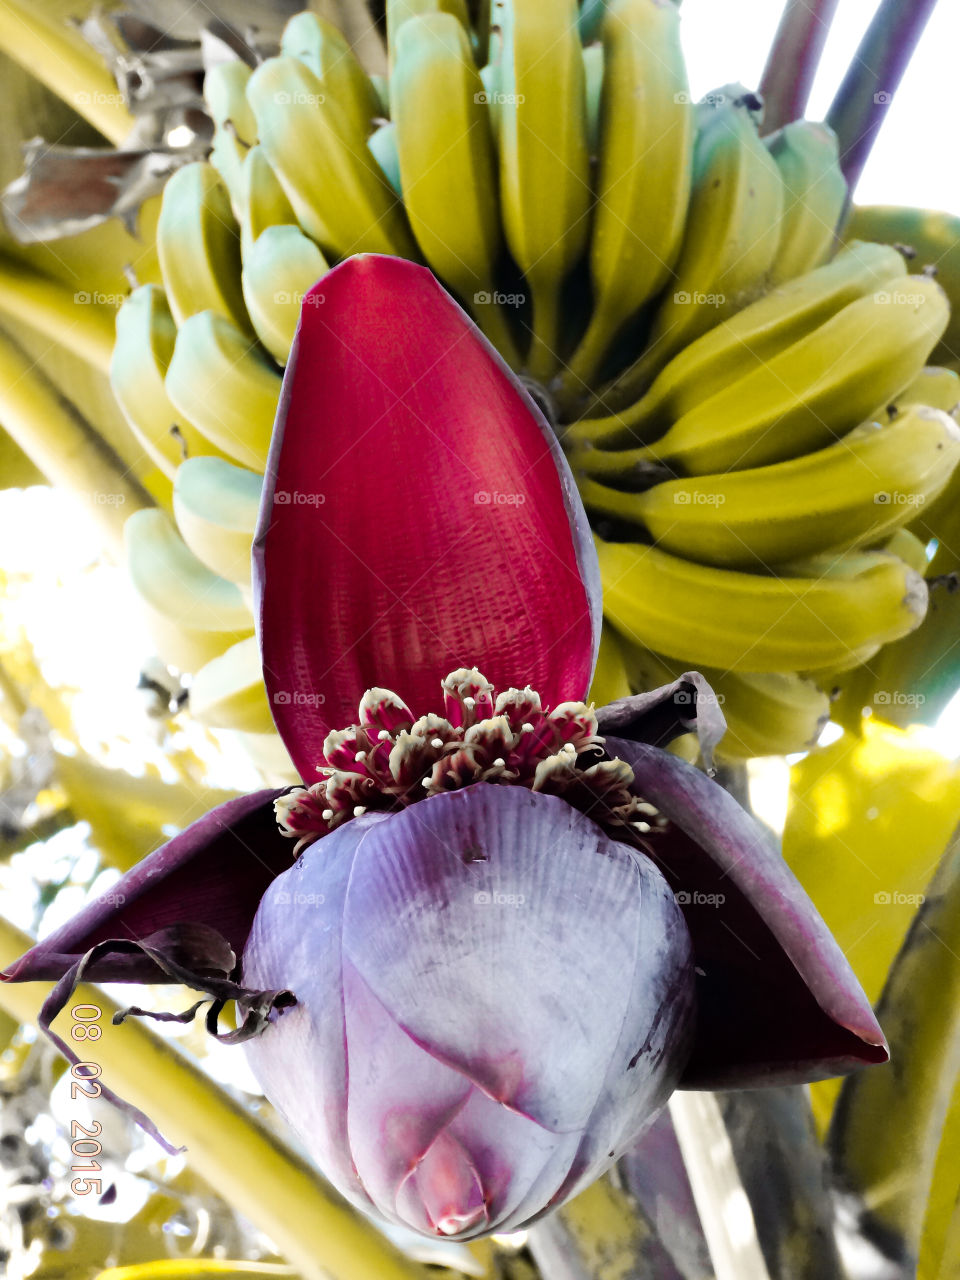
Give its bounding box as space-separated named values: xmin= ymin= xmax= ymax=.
xmin=680 ymin=0 xmax=960 ymax=216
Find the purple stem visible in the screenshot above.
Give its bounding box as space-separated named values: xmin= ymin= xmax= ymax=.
xmin=826 ymin=0 xmax=940 ymax=196
xmin=759 ymin=0 xmax=842 ymax=134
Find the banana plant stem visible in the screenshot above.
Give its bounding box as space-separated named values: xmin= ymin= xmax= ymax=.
xmin=524 ymin=285 xmax=563 ymax=383
xmin=0 ymin=255 xmax=116 ymax=375
xmin=826 ymin=0 xmax=940 ymax=197
xmin=0 ymin=325 xmax=153 ymax=555
xmin=758 ymin=0 xmax=841 ymax=135
xmin=0 ymin=915 xmax=431 ymax=1280
xmin=0 ymin=0 xmax=133 ymax=145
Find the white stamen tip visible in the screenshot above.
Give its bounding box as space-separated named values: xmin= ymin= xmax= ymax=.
xmin=378 ymin=729 xmax=391 ymax=741
xmin=493 ymin=757 xmax=506 ymax=768
xmin=563 ymin=743 xmax=577 ymax=755
xmin=521 ymin=722 xmax=534 ymax=733
xmin=321 ymin=809 xmax=334 ymax=821
xmin=463 ymin=696 xmax=475 ymax=708
xmin=353 ymin=805 xmax=367 ymax=817
xmin=431 ymin=737 xmax=445 ymax=748
xmin=354 ymin=750 xmax=367 ymax=762
xmin=421 ymin=777 xmax=431 ymax=788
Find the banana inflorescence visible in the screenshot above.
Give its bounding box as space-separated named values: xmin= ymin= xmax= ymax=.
xmin=109 ymin=1 xmax=959 ymax=763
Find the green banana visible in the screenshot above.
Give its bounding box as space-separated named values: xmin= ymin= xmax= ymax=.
xmin=582 ymin=41 xmax=603 ymax=157
xmin=573 ymin=274 xmax=949 ymax=476
xmin=368 ymin=121 xmax=403 ymax=196
xmin=618 ymin=638 xmax=830 ymax=760
xmin=280 ymin=11 xmax=381 ymax=140
xmin=386 ymin=0 xmax=472 ymax=65
xmin=246 ymin=56 xmax=418 ymax=260
xmin=165 ymin=311 xmax=282 ymax=472
xmin=565 ymin=240 xmax=906 ymax=450
xmin=392 ymin=13 xmax=519 ymax=366
xmin=599 ymin=84 xmax=784 ymax=407
xmin=172 ymin=456 xmax=263 ymax=587
xmin=110 ymin=285 xmax=229 ymax=477
xmin=236 ymin=144 xmax=298 ymax=261
xmin=765 ymin=120 xmax=847 ymax=284
xmin=241 ymin=224 xmax=328 ymax=365
xmin=155 ymin=161 xmax=252 ymax=335
xmin=478 ymin=25 xmax=503 ymax=138
xmin=578 ymin=405 xmax=960 ymax=569
xmin=562 ymin=0 xmax=693 ymax=392
xmin=896 ymin=364 xmax=960 ymax=415
xmin=597 ymin=537 xmax=927 ymax=672
xmin=204 ymin=60 xmax=258 ymax=213
xmin=125 ymin=509 xmax=254 ymax=672
xmin=188 ymin=634 xmax=275 ymax=733
xmin=497 ymin=0 xmax=591 ymax=379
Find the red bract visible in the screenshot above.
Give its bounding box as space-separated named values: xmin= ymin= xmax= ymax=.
xmin=4 ymin=256 xmax=885 ymax=1240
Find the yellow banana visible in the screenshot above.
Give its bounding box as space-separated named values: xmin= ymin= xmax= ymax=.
xmin=110 ymin=285 xmax=229 ymax=477
xmin=563 ymin=0 xmax=693 ymax=392
xmin=246 ymin=56 xmax=418 ymax=260
xmin=204 ymin=60 xmax=258 ymax=213
xmin=600 ymin=85 xmax=783 ymax=407
xmin=566 ymin=240 xmax=906 ymax=450
xmin=172 ymin=455 xmax=263 ymax=587
xmin=597 ymin=538 xmax=927 ymax=672
xmin=895 ymin=364 xmax=960 ymax=415
xmin=392 ymin=13 xmax=519 ymax=366
xmin=577 ymin=405 xmax=960 ymax=569
xmin=165 ymin=311 xmax=282 ymax=472
xmin=497 ymin=0 xmax=590 ymax=379
xmin=368 ymin=121 xmax=402 ymax=196
xmin=882 ymin=528 xmax=930 ymax=576
xmin=618 ymin=638 xmax=830 ymax=759
xmin=280 ymin=10 xmax=381 ymax=140
xmin=241 ymin=224 xmax=328 ymax=365
xmin=188 ymin=635 xmax=275 ymax=734
xmin=385 ymin=0 xmax=472 ymax=65
xmin=155 ymin=161 xmax=252 ymax=334
xmin=236 ymin=144 xmax=297 ymax=261
xmin=765 ymin=120 xmax=847 ymax=284
xmin=574 ymin=274 xmax=949 ymax=476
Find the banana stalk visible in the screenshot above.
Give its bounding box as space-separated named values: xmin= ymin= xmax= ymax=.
xmin=758 ymin=0 xmax=841 ymax=135
xmin=0 ymin=916 xmax=430 ymax=1280
xmin=0 ymin=326 xmax=153 ymax=554
xmin=829 ymin=823 xmax=960 ymax=1274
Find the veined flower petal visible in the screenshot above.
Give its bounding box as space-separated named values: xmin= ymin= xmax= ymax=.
xmin=254 ymin=255 xmax=601 ymax=781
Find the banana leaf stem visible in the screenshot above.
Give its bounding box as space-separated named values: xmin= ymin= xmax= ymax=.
xmin=0 ymin=915 xmax=431 ymax=1280
xmin=758 ymin=0 xmax=841 ymax=135
xmin=0 ymin=325 xmax=152 ymax=555
xmin=826 ymin=0 xmax=940 ymax=196
xmin=0 ymin=255 xmax=116 ymax=375
xmin=0 ymin=0 xmax=133 ymax=145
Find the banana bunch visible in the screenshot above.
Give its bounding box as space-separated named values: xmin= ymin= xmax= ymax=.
xmin=106 ymin=2 xmax=958 ymax=761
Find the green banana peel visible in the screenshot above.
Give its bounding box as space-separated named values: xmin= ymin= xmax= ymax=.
xmin=828 ymin=821 xmax=960 ymax=1274
xmin=0 ymin=916 xmax=431 ymax=1280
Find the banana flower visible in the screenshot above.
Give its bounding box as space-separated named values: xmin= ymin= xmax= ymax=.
xmin=4 ymin=256 xmax=886 ymax=1240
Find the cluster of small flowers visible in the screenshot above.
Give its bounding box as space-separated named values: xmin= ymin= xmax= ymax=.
xmin=274 ymin=668 xmax=661 ymax=854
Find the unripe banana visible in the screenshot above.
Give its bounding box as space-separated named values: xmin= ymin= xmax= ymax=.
xmin=392 ymin=13 xmax=519 ymax=366
xmin=280 ymin=11 xmax=381 ymax=140
xmin=766 ymin=120 xmax=847 ymax=284
xmin=574 ymin=275 xmax=949 ymax=477
xmin=618 ymin=638 xmax=830 ymax=759
xmin=241 ymin=224 xmax=328 ymax=365
xmin=563 ymin=0 xmax=693 ymax=391
xmin=578 ymin=405 xmax=960 ymax=569
xmin=496 ymin=0 xmax=590 ymax=379
xmin=156 ymin=161 xmax=252 ymax=335
xmin=246 ymin=56 xmax=418 ymax=260
xmin=597 ymin=538 xmax=926 ymax=673
xmin=125 ymin=509 xmax=254 ymax=672
xmin=166 ymin=311 xmax=282 ymax=472
xmin=237 ymin=145 xmax=297 ymax=260
xmin=368 ymin=121 xmax=402 ymax=195
xmin=189 ymin=635 xmax=275 ymax=734
xmin=479 ymin=26 xmax=503 ymax=138
xmin=895 ymin=365 xmax=960 ymax=416
xmin=111 ymin=285 xmax=229 ymax=477
xmin=601 ymin=85 xmax=783 ymax=406
xmin=881 ymin=528 xmax=930 ymax=576
xmin=172 ymin=456 xmax=263 ymax=587
xmin=205 ymin=60 xmax=258 ymax=213
xmin=566 ymin=241 xmax=907 ymax=450
xmin=582 ymin=42 xmax=603 ymax=157
xmin=386 ymin=0 xmax=472 ymax=65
